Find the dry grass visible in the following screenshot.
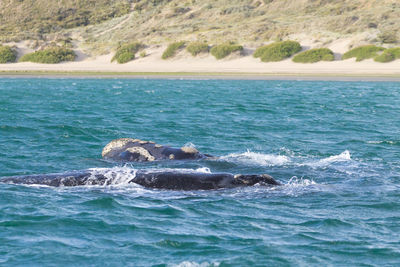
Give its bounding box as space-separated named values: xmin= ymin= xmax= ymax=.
xmin=1 ymin=0 xmax=399 ymax=55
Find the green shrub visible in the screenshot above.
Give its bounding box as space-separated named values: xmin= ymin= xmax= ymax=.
xmin=374 ymin=52 xmax=394 ymax=63
xmin=254 ymin=41 xmax=302 ymax=62
xmin=292 ymin=48 xmax=334 ymax=63
xmin=0 ymin=45 xmax=17 ymax=63
xmin=162 ymin=41 xmax=185 ymax=59
xmin=112 ymin=42 xmax=142 ymax=63
xmin=386 ymin=47 xmax=400 ymax=58
xmin=210 ymin=43 xmax=243 ymax=59
xmin=19 ymin=47 xmax=76 ymax=63
xmin=342 ymin=45 xmax=385 ymax=61
xmin=186 ymin=42 xmax=209 ymax=56
xmin=253 ymin=45 xmax=269 ymax=58
xmin=374 ymin=47 xmax=400 ymax=63
xmin=140 ymin=51 xmax=146 ymax=58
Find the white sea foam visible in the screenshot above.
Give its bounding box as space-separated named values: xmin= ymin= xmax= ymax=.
xmin=319 ymin=150 xmax=351 ymax=163
xmin=302 ymin=150 xmax=352 ymax=168
xmin=286 ymin=176 xmax=317 ymax=187
xmin=195 ymin=167 xmax=211 ymax=173
xmin=279 ymin=176 xmax=318 ymax=196
xmin=367 ymin=140 xmax=398 ymax=145
xmin=220 ymin=150 xmax=291 ymax=166
xmin=171 ymin=261 xmax=219 ymax=267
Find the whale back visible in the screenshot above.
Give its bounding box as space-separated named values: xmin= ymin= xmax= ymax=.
xmin=0 ymin=170 xmax=280 ymax=190
xmin=102 ymin=138 xmax=205 ymax=162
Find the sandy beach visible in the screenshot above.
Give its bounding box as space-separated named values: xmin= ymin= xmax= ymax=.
xmin=0 ymin=45 xmax=400 ymax=79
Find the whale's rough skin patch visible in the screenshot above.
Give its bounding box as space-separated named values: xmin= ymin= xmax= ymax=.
xmin=102 ymin=138 xmax=210 ymax=162
xmin=102 ymin=138 xmax=139 ymax=158
xmin=181 ymin=146 xmax=199 ymax=154
xmin=126 ymin=147 xmax=155 ymax=161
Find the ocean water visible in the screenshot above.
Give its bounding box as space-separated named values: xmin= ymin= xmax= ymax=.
xmin=0 ymin=78 xmax=399 ymax=266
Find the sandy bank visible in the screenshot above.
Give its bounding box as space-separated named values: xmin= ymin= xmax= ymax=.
xmin=0 ymin=46 xmax=399 ymax=79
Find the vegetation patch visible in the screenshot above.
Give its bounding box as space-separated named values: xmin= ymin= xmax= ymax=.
xmin=374 ymin=47 xmax=400 ymax=63
xmin=292 ymin=48 xmax=334 ymax=63
xmin=210 ymin=43 xmax=243 ymax=59
xmin=254 ymin=41 xmax=301 ymax=62
xmin=0 ymin=45 xmax=17 ymax=63
xmin=111 ymin=42 xmax=142 ymax=64
xmin=0 ymin=0 xmax=132 ymax=40
xmin=342 ymin=45 xmax=385 ymax=61
xmin=162 ymin=41 xmax=186 ymax=59
xmin=19 ymin=47 xmax=76 ymax=63
xmin=186 ymin=42 xmax=209 ymax=56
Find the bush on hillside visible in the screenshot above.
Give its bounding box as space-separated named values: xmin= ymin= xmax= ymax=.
xmin=254 ymin=41 xmax=302 ymax=62
xmin=111 ymin=42 xmax=142 ymax=64
xmin=210 ymin=43 xmax=243 ymax=59
xmin=162 ymin=41 xmax=185 ymax=59
xmin=19 ymin=47 xmax=76 ymax=63
xmin=387 ymin=47 xmax=400 ymax=58
xmin=374 ymin=47 xmax=400 ymax=63
xmin=186 ymin=42 xmax=209 ymax=56
xmin=292 ymin=48 xmax=334 ymax=63
xmin=342 ymin=45 xmax=385 ymax=61
xmin=0 ymin=45 xmax=17 ymax=63
xmin=374 ymin=52 xmax=394 ymax=63
xmin=253 ymin=45 xmax=269 ymax=58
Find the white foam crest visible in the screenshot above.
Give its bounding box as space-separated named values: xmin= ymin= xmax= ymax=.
xmin=171 ymin=261 xmax=219 ymax=267
xmin=320 ymin=150 xmax=351 ymax=163
xmin=286 ymin=176 xmax=317 ymax=187
xmin=367 ymin=140 xmax=398 ymax=145
xmin=279 ymin=176 xmax=318 ymax=196
xmin=220 ymin=150 xmax=291 ymax=166
xmin=195 ymin=167 xmax=211 ymax=173
xmin=303 ymin=150 xmax=352 ymax=168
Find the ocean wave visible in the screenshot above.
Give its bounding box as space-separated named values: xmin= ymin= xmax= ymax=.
xmin=219 ymin=150 xmax=291 ymax=166
xmin=218 ymin=149 xmax=354 ymax=170
xmin=367 ymin=140 xmax=400 ymax=145
xmin=302 ymin=150 xmax=352 ymax=168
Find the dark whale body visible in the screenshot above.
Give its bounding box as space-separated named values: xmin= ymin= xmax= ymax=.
xmin=0 ymin=169 xmax=280 ymax=190
xmin=102 ymin=138 xmax=212 ymax=162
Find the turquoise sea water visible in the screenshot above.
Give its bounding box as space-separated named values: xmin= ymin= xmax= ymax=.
xmin=0 ymin=78 xmax=399 ymax=266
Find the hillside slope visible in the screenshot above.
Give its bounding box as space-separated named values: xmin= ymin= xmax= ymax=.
xmin=1 ymin=0 xmax=399 ymax=55
xmin=0 ymin=0 xmax=132 ymax=41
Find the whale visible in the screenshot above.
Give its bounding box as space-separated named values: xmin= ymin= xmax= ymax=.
xmin=102 ymin=138 xmax=213 ymax=162
xmin=0 ymin=169 xmax=280 ymax=190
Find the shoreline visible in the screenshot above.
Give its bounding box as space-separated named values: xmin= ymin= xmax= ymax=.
xmin=1 ymin=71 xmax=400 ymax=81
xmin=1 ymin=45 xmax=400 ymax=81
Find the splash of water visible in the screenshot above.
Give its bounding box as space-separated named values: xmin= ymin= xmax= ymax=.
xmin=303 ymin=150 xmax=352 ymax=168
xmin=220 ymin=150 xmax=291 ymax=166
xmin=280 ymin=176 xmax=318 ymax=197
